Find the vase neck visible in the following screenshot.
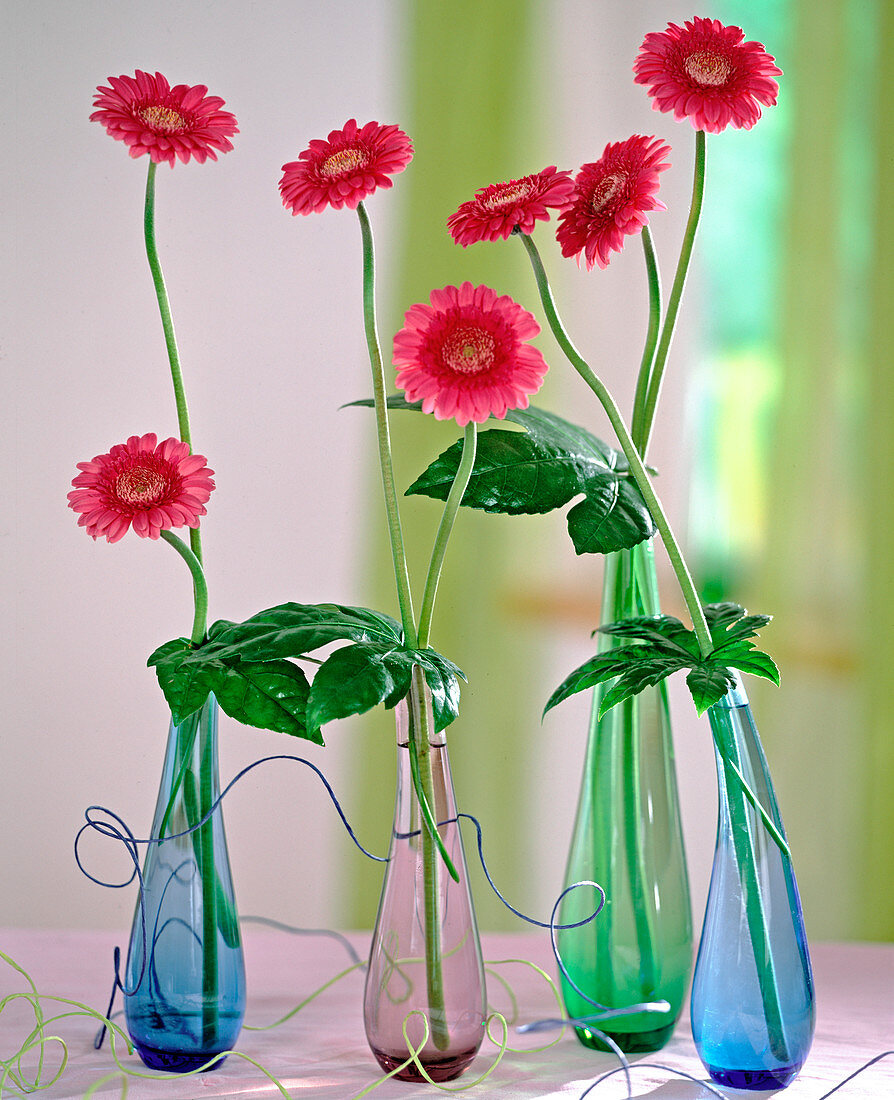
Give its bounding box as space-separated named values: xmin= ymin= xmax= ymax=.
xmin=712 ymin=670 xmax=747 ymax=710
xmin=601 ymin=540 xmax=661 ymax=625
xmin=394 ymin=674 xmax=445 ymax=749
xmin=392 ymin=681 xmax=456 ymax=838
xmin=153 ymin=694 xmax=221 ymax=840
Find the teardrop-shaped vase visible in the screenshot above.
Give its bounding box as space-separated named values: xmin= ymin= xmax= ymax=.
xmin=363 ymin=673 xmax=486 ymax=1082
xmin=691 ymin=676 xmax=814 ymax=1089
xmin=124 ymin=694 xmax=245 ymax=1071
xmin=558 ymin=541 xmax=692 ymax=1052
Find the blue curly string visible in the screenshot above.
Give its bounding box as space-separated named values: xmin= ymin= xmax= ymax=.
xmin=73 ymin=752 xmax=893 ymax=1100
xmin=75 ymin=753 xmax=628 ymax=1050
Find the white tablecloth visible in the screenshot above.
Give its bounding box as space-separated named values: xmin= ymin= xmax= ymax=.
xmin=1 ymin=929 xmax=891 ymax=1099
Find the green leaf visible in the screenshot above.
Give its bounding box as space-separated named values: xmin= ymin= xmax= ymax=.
xmin=405 ymin=402 xmax=654 ymax=554
xmin=149 ymin=638 xmax=215 ymax=723
xmin=600 ymin=615 xmax=700 ymax=658
xmin=685 ymin=664 xmax=737 ymax=715
xmin=148 ymin=636 xmax=193 ymax=666
xmin=565 ymin=480 xmax=657 ymax=555
xmin=210 ymin=659 xmax=317 ymax=742
xmin=546 ymin=603 xmax=778 ymax=719
xmin=149 ymin=635 xmax=318 ymax=741
xmin=193 ymin=603 xmax=404 ymax=664
xmin=543 ymin=650 xmax=651 ymax=714
xmin=305 ymin=643 xmax=414 ymax=732
xmin=502 ymin=405 xmax=628 ymax=470
xmin=412 ymin=648 xmax=466 ymax=731
xmin=408 ymin=429 xmax=599 ymax=515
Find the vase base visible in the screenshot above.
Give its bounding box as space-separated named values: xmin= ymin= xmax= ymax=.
xmin=132 ymin=1042 xmax=229 ymax=1073
xmin=370 ymin=1043 xmax=479 ymax=1082
xmin=573 ymin=1020 xmax=675 ymax=1054
xmin=707 ymin=1063 xmax=803 ymax=1091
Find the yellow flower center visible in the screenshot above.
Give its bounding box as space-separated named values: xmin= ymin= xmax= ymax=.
xmin=684 ymin=51 xmax=731 ymax=87
xmin=320 ymin=146 xmax=368 ymax=176
xmin=443 ymin=327 xmax=495 ymax=375
xmin=590 ymin=173 xmax=624 ymax=214
xmin=138 ymin=105 xmax=187 ymax=132
xmin=481 ymin=180 xmax=533 ymax=211
xmin=115 ymin=465 xmax=166 ymax=506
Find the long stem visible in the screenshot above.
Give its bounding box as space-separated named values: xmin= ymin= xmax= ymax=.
xmin=160 ymin=530 xmax=208 ymax=645
xmin=519 ymin=233 xmax=712 ymax=659
xmin=630 ymin=226 xmax=662 ymax=451
xmin=198 ymin=712 xmax=219 ymax=1046
xmin=408 ymin=667 xmax=450 ymax=1050
xmin=417 ymin=424 xmax=478 ymax=649
xmin=158 ymin=528 xmax=217 ymax=1037
xmin=621 ymin=551 xmax=659 ymax=996
xmin=638 ymin=131 xmax=706 ymax=460
xmin=711 ymin=703 xmax=789 ymax=1062
xmin=144 ymin=161 xmax=204 ymax=568
xmin=356 ymin=201 xmax=417 ymax=649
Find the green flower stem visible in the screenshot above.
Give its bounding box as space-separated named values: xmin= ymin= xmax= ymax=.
xmin=417 ymin=423 xmax=478 ymax=650
xmin=198 ymin=723 xmax=219 ymax=1046
xmin=144 ymin=160 xmax=204 ymax=568
xmin=638 ymin=131 xmax=706 ymax=460
xmin=353 ymin=202 xmax=458 ymax=876
xmin=620 ymin=554 xmax=659 ymax=998
xmin=711 ymin=704 xmax=789 ymax=1063
xmin=156 ymin=532 xmax=217 ymax=1035
xmin=356 ymin=201 xmax=417 ymax=650
xmin=408 ymin=666 xmax=450 ymax=1050
xmin=160 ymin=530 xmax=208 ymax=645
xmin=181 ymin=733 xmax=219 ymax=1048
xmin=519 ymin=233 xmax=712 ymax=660
xmin=630 ymin=226 xmax=662 ymax=452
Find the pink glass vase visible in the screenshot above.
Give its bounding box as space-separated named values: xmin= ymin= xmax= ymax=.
xmin=363 ymin=674 xmax=486 ymax=1082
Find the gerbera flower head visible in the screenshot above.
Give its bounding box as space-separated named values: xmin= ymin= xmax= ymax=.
xmin=393 ymin=282 xmax=548 ymax=426
xmin=68 ymin=434 xmax=215 ymax=543
xmin=279 ymin=119 xmax=413 ymax=215
xmin=447 ymin=167 xmax=575 ymax=246
xmin=634 ymin=17 xmax=782 ymax=134
xmin=556 ymin=135 xmax=671 ymax=270
xmin=90 ymin=71 xmax=238 ymax=166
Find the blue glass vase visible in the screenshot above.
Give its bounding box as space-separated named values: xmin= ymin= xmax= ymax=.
xmin=124 ymin=694 xmax=245 ymax=1071
xmin=691 ymin=676 xmax=814 ymax=1089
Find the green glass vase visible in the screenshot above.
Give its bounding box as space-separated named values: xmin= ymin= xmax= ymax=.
xmin=557 ymin=540 xmax=692 ymax=1052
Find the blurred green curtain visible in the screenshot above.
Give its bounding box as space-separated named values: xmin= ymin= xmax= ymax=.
xmin=863 ymin=0 xmax=894 ymax=941
xmin=740 ymin=0 xmax=892 ymax=941
xmin=344 ymin=0 xmax=549 ymax=930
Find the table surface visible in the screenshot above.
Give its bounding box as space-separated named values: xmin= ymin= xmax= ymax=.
xmin=1 ymin=929 xmax=891 ymax=1099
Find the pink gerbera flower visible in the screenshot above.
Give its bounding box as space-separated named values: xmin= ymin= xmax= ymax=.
xmin=279 ymin=119 xmax=413 ymax=215
xmin=393 ymin=282 xmax=548 ymax=426
xmin=634 ymin=17 xmax=782 ymax=133
xmin=90 ymin=71 xmax=238 ymax=166
xmin=68 ymin=434 xmax=215 ymax=543
xmin=556 ymin=136 xmax=671 ymax=270
xmin=447 ymin=167 xmax=575 ymax=246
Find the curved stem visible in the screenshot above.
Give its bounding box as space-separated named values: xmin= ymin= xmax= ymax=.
xmin=160 ymin=529 xmax=208 ymax=644
xmin=519 ymin=232 xmax=712 ymax=659
xmin=356 ymin=201 xmax=418 ymax=648
xmin=144 ymin=161 xmax=204 ymax=568
xmin=630 ymin=226 xmax=662 ymax=452
xmin=417 ymin=423 xmax=478 ymax=649
xmin=639 ymin=130 xmax=706 ymax=460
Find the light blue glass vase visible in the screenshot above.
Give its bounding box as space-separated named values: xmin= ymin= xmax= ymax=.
xmin=124 ymin=694 xmax=245 ymax=1071
xmin=691 ymin=676 xmax=814 ymax=1089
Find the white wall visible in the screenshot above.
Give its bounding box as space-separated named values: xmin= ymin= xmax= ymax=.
xmin=3 ymin=0 xmax=716 ymax=939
